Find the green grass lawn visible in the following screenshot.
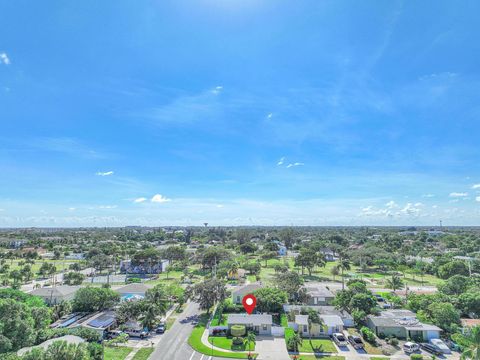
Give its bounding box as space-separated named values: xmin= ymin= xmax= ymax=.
xmin=291 ymin=356 xmax=345 ymax=360
xmin=104 ymin=346 xmax=133 ymax=360
xmin=257 ymin=257 xmax=443 ymax=287
xmin=208 ymin=336 xmax=255 ymax=351
xmin=6 ymin=259 xmax=82 ymax=275
xmin=298 ymin=339 xmax=337 ymax=353
xmin=132 ymin=347 xmax=154 ymax=360
xmin=188 ymin=314 xmax=254 ymax=359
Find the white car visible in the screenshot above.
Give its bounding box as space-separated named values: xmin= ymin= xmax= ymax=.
xmin=430 ymin=339 xmax=452 ymax=354
xmin=403 ymin=341 xmax=420 ymax=354
xmin=332 ymin=333 xmax=348 ymax=346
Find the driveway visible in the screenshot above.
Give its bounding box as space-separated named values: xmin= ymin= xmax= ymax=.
xmin=255 ymin=336 xmax=290 ymax=360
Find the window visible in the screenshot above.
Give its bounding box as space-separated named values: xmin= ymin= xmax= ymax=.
xmin=304 ymin=325 xmax=308 ymax=332
xmin=237 ymin=296 xmax=240 ymax=302
xmin=263 ymin=324 xmax=267 ymax=330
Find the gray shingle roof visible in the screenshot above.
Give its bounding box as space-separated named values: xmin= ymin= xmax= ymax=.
xmin=227 ymin=314 xmax=272 ymax=326
xmin=30 ymin=285 xmax=80 ymax=297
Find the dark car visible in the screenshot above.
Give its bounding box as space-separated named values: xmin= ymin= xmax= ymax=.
xmin=348 ymin=335 xmax=365 ymax=349
xmin=421 ymin=343 xmax=443 ymax=356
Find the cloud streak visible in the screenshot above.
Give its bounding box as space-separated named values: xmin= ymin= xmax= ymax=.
xmin=96 ymin=171 xmax=114 ymax=176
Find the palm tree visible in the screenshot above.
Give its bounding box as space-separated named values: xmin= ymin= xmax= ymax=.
xmin=461 ymin=326 xmax=480 ymax=360
xmin=338 ymin=256 xmax=351 ymax=290
xmin=244 ymin=331 xmax=256 ymax=357
xmin=386 ymin=274 xmax=404 ymax=292
xmin=288 ymin=332 xmax=303 ymax=355
xmin=139 ymin=303 xmax=158 ymax=330
xmin=330 ymin=265 xmax=340 ymax=281
xmin=228 ymin=261 xmax=239 ymax=279
xmin=317 ymin=253 xmax=326 ymax=272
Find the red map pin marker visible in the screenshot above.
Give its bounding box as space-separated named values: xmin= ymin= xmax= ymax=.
xmin=242 ymin=294 xmax=256 ymax=314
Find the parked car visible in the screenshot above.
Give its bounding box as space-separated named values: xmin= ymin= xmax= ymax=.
xmin=105 ymin=330 xmax=128 ymax=340
xmin=430 ymin=338 xmax=452 ymax=354
xmin=420 ymin=343 xmax=443 ymax=356
xmin=374 ymin=294 xmax=385 ymax=302
xmin=403 ymin=341 xmax=420 ymax=354
xmin=125 ymin=328 xmax=149 ymax=339
xmin=332 ymin=333 xmax=348 ymax=346
xmin=382 ymin=303 xmax=392 ymax=309
xmin=348 ymin=335 xmax=364 ymax=349
xmin=444 ymin=339 xmax=461 ymax=351
xmin=156 ymin=323 xmax=166 ymax=334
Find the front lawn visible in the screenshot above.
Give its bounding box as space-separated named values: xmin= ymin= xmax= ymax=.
xmin=290 ymin=356 xmax=345 ymax=360
xmin=298 ymin=339 xmax=337 ymax=353
xmin=104 ymin=346 xmax=133 ymax=360
xmin=209 ymin=336 xmax=255 ymax=351
xmin=132 ymin=348 xmax=154 ymax=360
xmin=188 ymin=314 xmax=255 ymax=359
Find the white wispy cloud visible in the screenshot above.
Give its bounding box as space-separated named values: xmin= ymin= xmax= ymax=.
xmin=286 ymin=162 xmax=304 ymax=168
xmin=476 ymin=196 xmax=480 ymax=202
xmin=422 ymin=194 xmax=435 ymax=198
xmin=400 ymin=203 xmax=422 ymax=216
xmin=449 ymin=192 xmax=468 ymax=198
xmin=267 ymin=113 xmax=273 ymax=119
xmin=211 ymin=86 xmax=223 ymax=95
xmin=151 ymin=194 xmax=171 ymax=203
xmin=472 ymin=184 xmax=480 ymax=189
xmin=277 ymin=157 xmax=285 ymax=166
xmin=0 ymin=52 xmax=10 ymax=65
xmin=96 ymin=171 xmax=114 ymax=176
xmin=98 ymin=205 xmax=117 ymax=209
xmin=68 ymin=207 xmax=76 ymax=211
xmin=133 ymin=197 xmax=147 ymax=203
xmin=385 ymin=200 xmax=398 ymax=209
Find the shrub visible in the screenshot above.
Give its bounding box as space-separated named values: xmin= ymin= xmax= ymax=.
xmin=232 ymin=337 xmax=244 ymax=345
xmin=231 ymin=325 xmax=246 ymax=337
xmin=410 ymin=354 xmax=423 ymax=360
xmin=360 ymin=326 xmax=376 ymax=344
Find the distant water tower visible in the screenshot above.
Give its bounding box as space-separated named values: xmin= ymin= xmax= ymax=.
xmin=439 ymin=220 xmax=443 ymax=229
xmin=203 ymin=222 xmax=208 ymax=227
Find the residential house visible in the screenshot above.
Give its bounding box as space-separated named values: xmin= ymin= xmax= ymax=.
xmin=303 ymin=284 xmax=335 ymax=305
xmin=227 ymin=314 xmax=272 ymax=335
xmin=366 ymin=309 xmax=441 ymax=341
xmin=231 ymin=283 xmax=263 ymax=304
xmin=119 ymin=259 xmax=170 ymax=274
xmin=30 ymin=285 xmax=81 ymax=305
xmin=283 ymin=305 xmax=354 ymax=328
xmin=278 ymin=245 xmax=287 ymax=256
xmin=74 ymin=310 xmax=117 ymax=337
xmin=116 ymin=283 xmax=153 ymax=301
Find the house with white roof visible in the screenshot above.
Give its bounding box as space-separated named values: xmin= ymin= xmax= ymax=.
xmin=366 ymin=309 xmax=441 ymax=341
xmin=227 ymin=314 xmax=272 ymax=335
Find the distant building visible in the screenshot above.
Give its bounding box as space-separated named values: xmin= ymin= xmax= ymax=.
xmin=65 ymin=253 xmax=85 ymax=260
xmin=303 ymin=284 xmax=335 ymax=306
xmin=366 ymin=309 xmax=441 ymax=341
xmin=231 ymin=283 xmax=263 ymax=304
xmin=278 ymin=245 xmax=287 ymax=256
xmin=119 ymin=259 xmax=169 ymax=274
xmin=30 ymin=285 xmax=81 ymax=305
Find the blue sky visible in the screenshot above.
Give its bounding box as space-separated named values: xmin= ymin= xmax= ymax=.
xmin=1 ymin=0 xmax=480 ymax=226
